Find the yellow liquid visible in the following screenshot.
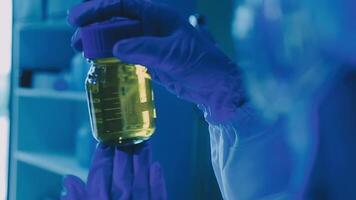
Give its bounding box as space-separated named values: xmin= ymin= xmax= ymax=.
xmin=86 ymin=58 xmax=156 ymax=146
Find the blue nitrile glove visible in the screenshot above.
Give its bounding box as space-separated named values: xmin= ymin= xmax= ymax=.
xmin=61 ymin=142 xmax=167 ymax=200
xmin=68 ymin=0 xmax=246 ymax=123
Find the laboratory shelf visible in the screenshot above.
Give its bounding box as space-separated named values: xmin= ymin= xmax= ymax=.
xmin=8 ymin=4 xmax=93 ymax=200
xmin=15 ymin=88 xmax=86 ymax=102
xmin=14 ymin=151 xmax=88 ymax=181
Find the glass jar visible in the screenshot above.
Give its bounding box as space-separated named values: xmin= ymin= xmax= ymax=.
xmin=86 ymin=57 xmax=156 ymax=146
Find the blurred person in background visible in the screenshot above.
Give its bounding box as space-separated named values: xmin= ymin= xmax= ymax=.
xmin=62 ymin=0 xmax=356 ymax=199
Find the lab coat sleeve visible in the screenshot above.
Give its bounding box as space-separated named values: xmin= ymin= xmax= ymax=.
xmin=200 ymin=103 xmax=296 ymax=200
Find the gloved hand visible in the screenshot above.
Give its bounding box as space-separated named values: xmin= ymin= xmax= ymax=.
xmin=68 ymin=0 xmax=245 ymax=123
xmin=61 ymin=142 xmax=167 ymax=200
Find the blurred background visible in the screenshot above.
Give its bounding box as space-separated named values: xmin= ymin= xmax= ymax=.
xmin=2 ymin=0 xmax=356 ymax=200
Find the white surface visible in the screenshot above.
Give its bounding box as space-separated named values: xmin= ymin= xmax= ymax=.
xmin=15 ymin=151 xmax=88 ymax=181
xmin=0 ymin=0 xmax=12 ymax=76
xmin=0 ymin=0 xmax=12 ymax=198
xmin=0 ymin=117 xmax=9 ymax=200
